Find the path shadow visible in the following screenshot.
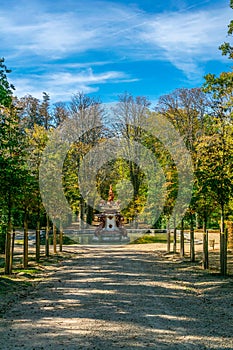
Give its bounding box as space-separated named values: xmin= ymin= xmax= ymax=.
xmin=0 ymin=246 xmax=233 ymax=349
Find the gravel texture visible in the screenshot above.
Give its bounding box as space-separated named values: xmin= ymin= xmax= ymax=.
xmin=0 ymin=244 xmax=233 ymax=350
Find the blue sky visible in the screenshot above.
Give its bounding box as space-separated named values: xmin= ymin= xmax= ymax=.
xmin=0 ymin=0 xmax=232 ymax=105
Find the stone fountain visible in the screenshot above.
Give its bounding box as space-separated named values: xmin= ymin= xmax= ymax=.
xmin=93 ymin=185 xmax=129 ymax=243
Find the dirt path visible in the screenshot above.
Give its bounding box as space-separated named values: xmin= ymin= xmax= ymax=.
xmin=0 ymin=244 xmax=233 ymax=349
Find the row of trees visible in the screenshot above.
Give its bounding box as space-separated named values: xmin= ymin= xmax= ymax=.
xmin=0 ymin=2 xmax=233 ymax=274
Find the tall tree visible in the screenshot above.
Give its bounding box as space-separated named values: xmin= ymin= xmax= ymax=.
xmin=23 ymin=124 xmax=48 ymax=261
xmin=40 ymin=92 xmax=52 ymax=130
xmin=112 ymin=93 xmax=151 ymax=227
xmin=52 ymin=102 xmax=69 ymax=127
xmin=219 ymin=0 xmax=233 ymax=59
xmin=202 ymin=71 xmax=233 ymax=274
xmin=0 ymin=57 xmax=15 ymax=107
xmin=157 ymin=88 xmax=208 ymax=157
xmin=0 ymin=105 xmax=26 ymax=274
xmin=17 ymin=95 xmax=42 ymax=128
xmin=64 ymin=92 xmax=104 ymax=226
xmin=0 ymin=59 xmax=25 ymax=273
xmin=157 ymin=88 xmax=208 ymax=259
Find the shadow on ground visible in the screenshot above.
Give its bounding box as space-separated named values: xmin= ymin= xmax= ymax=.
xmin=0 ymin=246 xmax=232 ymax=349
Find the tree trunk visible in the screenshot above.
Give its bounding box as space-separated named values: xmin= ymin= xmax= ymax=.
xmin=180 ymin=218 xmax=185 ymax=257
xmin=45 ymin=215 xmax=50 ymax=257
xmin=86 ymin=205 xmax=93 ymax=226
xmin=167 ymin=219 xmax=171 ymax=253
xmin=36 ymin=220 xmax=40 ymax=263
xmin=134 ymin=216 xmax=138 ymax=229
xmin=202 ymin=213 xmax=208 ymax=269
xmin=202 ymin=229 xmax=209 ymax=270
xmin=10 ymin=227 xmax=15 ymax=273
xmin=23 ymin=213 xmax=29 ymax=269
xmin=190 ymin=213 xmax=195 ymax=262
xmin=5 ymin=198 xmax=12 ymax=275
xmin=220 ymin=206 xmax=227 ymax=276
xmin=59 ymin=222 xmax=63 ymax=252
xmin=53 ymin=223 xmax=57 ymax=254
xmin=4 ymin=219 xmax=12 ymax=275
xmin=173 ymin=227 xmax=177 ymax=254
xmin=80 ymin=197 xmax=85 ymax=229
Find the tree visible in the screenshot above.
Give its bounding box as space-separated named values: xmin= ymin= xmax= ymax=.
xmin=112 ymin=93 xmax=151 ymax=227
xmin=52 ymin=102 xmax=69 ymax=127
xmin=201 ymin=72 xmax=233 ymax=275
xmin=219 ymin=0 xmax=233 ymax=59
xmin=0 ymin=57 xmax=15 ymax=107
xmin=23 ymin=124 xmax=48 ymax=261
xmin=157 ymin=88 xmax=208 ymax=159
xmin=17 ymin=95 xmax=42 ymax=128
xmin=156 ymin=88 xmax=208 ymax=259
xmin=202 ymin=72 xmax=233 ymax=227
xmin=0 ymin=105 xmax=26 ymax=274
xmin=40 ymin=92 xmax=52 ymax=130
xmin=197 ymin=2 xmax=233 ymax=273
xmin=65 ymin=93 xmax=104 ymax=226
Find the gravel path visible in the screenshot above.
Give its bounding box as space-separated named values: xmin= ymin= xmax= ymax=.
xmin=0 ymin=244 xmax=233 ymax=350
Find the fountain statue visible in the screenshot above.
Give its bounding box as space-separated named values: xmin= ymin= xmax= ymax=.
xmin=93 ymin=185 xmax=129 ymax=243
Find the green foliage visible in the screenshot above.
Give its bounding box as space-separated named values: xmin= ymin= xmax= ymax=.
xmin=62 ymin=235 xmax=79 ymax=245
xmin=0 ymin=50 xmax=232 ymax=275
xmin=219 ymin=1 xmax=233 ymax=59
xmin=0 ymin=58 xmax=15 ymax=107
xmin=201 ymin=71 xmax=233 ymax=212
xmin=130 ymin=233 xmax=171 ymax=244
xmin=201 ymin=35 xmax=233 ymax=237
xmin=40 ymin=235 xmax=79 ymax=245
xmin=0 ymin=106 xmax=27 ymax=213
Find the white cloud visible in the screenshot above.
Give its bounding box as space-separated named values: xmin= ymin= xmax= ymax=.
xmin=0 ymin=14 xmax=98 ymax=58
xmin=1 ymin=0 xmax=231 ymax=99
xmin=1 ymin=2 xmax=230 ymax=61
xmin=49 ymin=69 xmax=126 ymax=84
xmin=13 ymin=68 xmax=137 ymax=101
xmin=139 ymin=7 xmax=231 ymax=78
xmin=0 ymin=2 xmax=142 ymax=58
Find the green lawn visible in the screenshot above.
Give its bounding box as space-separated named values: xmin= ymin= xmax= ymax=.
xmin=130 ymin=233 xmax=172 ymax=244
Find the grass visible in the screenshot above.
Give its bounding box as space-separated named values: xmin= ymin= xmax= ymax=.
xmin=0 ymin=251 xmax=70 ymax=315
xmin=39 ymin=253 xmax=73 ymax=266
xmin=130 ymin=233 xmax=172 ymax=244
xmin=63 ymin=236 xmax=79 ymax=245
xmin=0 ymin=275 xmax=34 ymax=316
xmin=40 ymin=235 xmax=79 ymax=245
xmin=13 ymin=268 xmax=41 ymax=275
xmin=14 ymin=240 xmax=24 ymax=245
xmin=0 ymin=262 xmax=44 ymax=278
xmin=0 ymin=276 xmax=32 ymax=291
